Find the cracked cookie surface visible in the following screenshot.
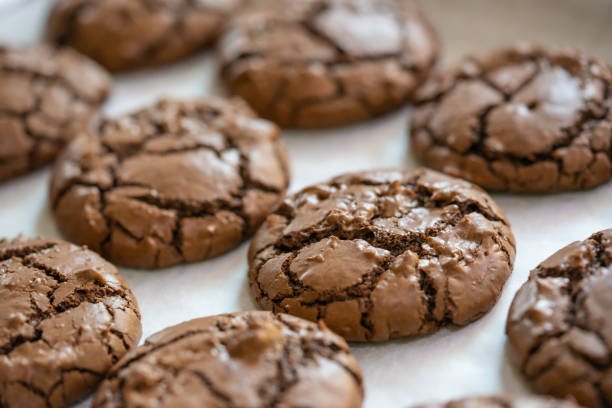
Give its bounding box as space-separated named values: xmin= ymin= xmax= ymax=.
xmin=413 ymin=395 xmax=581 ymax=408
xmin=248 ymin=168 xmax=515 ymax=342
xmin=47 ymin=0 xmax=244 ymax=72
xmin=507 ymin=229 xmax=612 ymax=408
xmin=410 ymin=44 xmax=612 ymax=192
xmin=0 ymin=44 xmax=111 ymax=183
xmin=0 ymin=236 xmax=141 ymax=408
xmin=219 ymin=0 xmax=438 ymax=128
xmin=50 ymin=98 xmax=290 ymax=269
xmin=92 ymin=311 xmax=364 ymax=408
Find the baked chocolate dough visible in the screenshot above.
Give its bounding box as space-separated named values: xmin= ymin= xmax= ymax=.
xmin=249 ymin=168 xmax=515 ymax=341
xmin=50 ymin=98 xmax=290 ymax=268
xmin=411 ymin=44 xmax=612 ymax=192
xmin=219 ymin=0 xmax=438 ymax=128
xmin=0 ymin=44 xmax=111 ymax=182
xmin=47 ymin=0 xmax=245 ymax=72
xmin=92 ymin=311 xmax=363 ymax=408
xmin=0 ymin=236 xmax=141 ymax=408
xmin=507 ymin=229 xmax=612 ymax=408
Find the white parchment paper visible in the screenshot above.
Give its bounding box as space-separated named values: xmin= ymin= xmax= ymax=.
xmin=1 ymin=1 xmax=612 ymax=406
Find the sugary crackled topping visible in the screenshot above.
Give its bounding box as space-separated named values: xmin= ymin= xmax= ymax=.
xmin=0 ymin=44 xmax=111 ymax=182
xmin=249 ymin=168 xmax=516 ymax=341
xmin=507 ymin=229 xmax=612 ymax=408
xmin=413 ymin=395 xmax=581 ymax=408
xmin=411 ymin=44 xmax=612 ymax=192
xmin=47 ymin=0 xmax=245 ymax=71
xmin=0 ymin=236 xmax=141 ymax=408
xmin=219 ymin=0 xmax=439 ymax=127
xmin=50 ymin=98 xmax=290 ymax=269
xmin=92 ymin=311 xmax=363 ymax=408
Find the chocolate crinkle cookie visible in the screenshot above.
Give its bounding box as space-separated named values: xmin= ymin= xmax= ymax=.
xmin=410 ymin=44 xmax=612 ymax=192
xmin=50 ymin=98 xmax=290 ymax=269
xmin=248 ymin=168 xmax=515 ymax=342
xmin=47 ymin=0 xmax=244 ymax=72
xmin=0 ymin=44 xmax=111 ymax=183
xmin=219 ymin=0 xmax=438 ymax=128
xmin=412 ymin=395 xmax=581 ymax=408
xmin=507 ymin=229 xmax=612 ymax=408
xmin=92 ymin=311 xmax=364 ymax=408
xmin=0 ymin=236 xmax=141 ymax=408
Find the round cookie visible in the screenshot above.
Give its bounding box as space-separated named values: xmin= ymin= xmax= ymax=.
xmin=219 ymin=0 xmax=438 ymax=128
xmin=47 ymin=0 xmax=244 ymax=72
xmin=413 ymin=395 xmax=581 ymax=408
xmin=507 ymin=229 xmax=612 ymax=408
xmin=0 ymin=236 xmax=141 ymax=408
xmin=248 ymin=168 xmax=515 ymax=342
xmin=92 ymin=311 xmax=364 ymax=408
xmin=0 ymin=44 xmax=111 ymax=183
xmin=50 ymin=98 xmax=290 ymax=269
xmin=410 ymin=44 xmax=612 ymax=192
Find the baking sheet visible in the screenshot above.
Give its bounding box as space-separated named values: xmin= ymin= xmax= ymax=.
xmin=1 ymin=1 xmax=612 ymax=406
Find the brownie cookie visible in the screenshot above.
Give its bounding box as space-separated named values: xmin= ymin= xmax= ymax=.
xmin=219 ymin=0 xmax=438 ymax=128
xmin=410 ymin=44 xmax=612 ymax=192
xmin=507 ymin=229 xmax=612 ymax=408
xmin=413 ymin=395 xmax=581 ymax=408
xmin=0 ymin=236 xmax=141 ymax=408
xmin=47 ymin=0 xmax=244 ymax=72
xmin=0 ymin=44 xmax=111 ymax=183
xmin=92 ymin=311 xmax=363 ymax=408
xmin=248 ymin=168 xmax=515 ymax=342
xmin=50 ymin=98 xmax=290 ymax=269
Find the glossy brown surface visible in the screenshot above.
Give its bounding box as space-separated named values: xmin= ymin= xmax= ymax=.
xmin=0 ymin=236 xmax=141 ymax=408
xmin=47 ymin=0 xmax=244 ymax=72
xmin=92 ymin=311 xmax=363 ymax=408
xmin=249 ymin=168 xmax=515 ymax=341
xmin=507 ymin=229 xmax=612 ymax=408
xmin=50 ymin=98 xmax=290 ymax=269
xmin=411 ymin=44 xmax=612 ymax=192
xmin=219 ymin=0 xmax=438 ymax=128
xmin=0 ymin=44 xmax=111 ymax=182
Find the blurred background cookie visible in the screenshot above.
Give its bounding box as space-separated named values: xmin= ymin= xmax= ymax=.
xmin=219 ymin=0 xmax=438 ymax=128
xmin=410 ymin=44 xmax=612 ymax=192
xmin=47 ymin=0 xmax=245 ymax=72
xmin=0 ymin=44 xmax=111 ymax=183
